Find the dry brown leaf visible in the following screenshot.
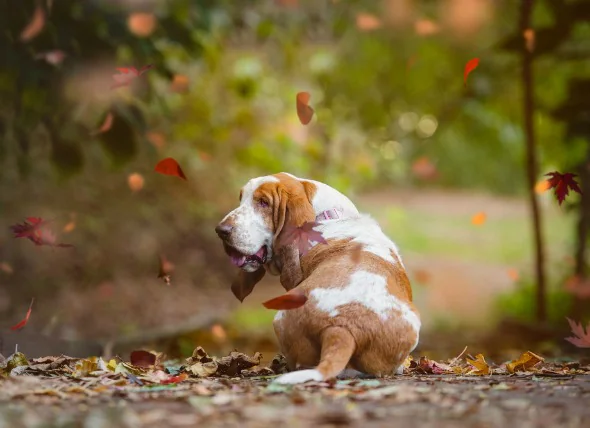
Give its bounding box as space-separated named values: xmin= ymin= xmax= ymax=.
xmin=506 ymin=351 xmax=544 ymax=374
xmin=466 ymin=353 xmax=490 ymax=375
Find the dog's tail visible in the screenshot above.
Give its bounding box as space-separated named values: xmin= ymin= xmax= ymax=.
xmin=274 ymin=326 xmax=356 ymax=384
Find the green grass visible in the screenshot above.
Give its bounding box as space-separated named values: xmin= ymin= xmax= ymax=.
xmin=359 ymin=203 xmax=575 ymax=267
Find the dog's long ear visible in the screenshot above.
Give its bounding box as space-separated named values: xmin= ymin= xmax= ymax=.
xmin=231 ymin=268 xmax=266 ymax=302
xmin=273 ymin=182 xmax=316 ymax=244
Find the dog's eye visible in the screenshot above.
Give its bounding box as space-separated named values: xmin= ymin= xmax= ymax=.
xmin=258 ymin=199 xmax=269 ymax=208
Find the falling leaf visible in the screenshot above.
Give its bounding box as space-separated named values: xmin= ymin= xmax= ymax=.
xmin=161 ymin=373 xmax=188 ymax=384
xmin=211 ymin=324 xmax=227 ymax=341
xmin=466 ymin=353 xmax=490 ymax=375
xmin=471 ymin=212 xmax=486 ymax=226
xmin=20 ymin=5 xmax=46 ymax=42
xmin=411 ymin=157 xmax=438 ymax=181
xmin=111 ymin=64 xmax=154 ymax=89
xmin=414 ymin=19 xmax=440 ymax=36
xmin=565 ymin=318 xmax=590 ymax=348
xmin=356 ymin=13 xmax=382 ymax=31
xmin=535 ymin=179 xmax=550 ymax=194
xmin=545 ymin=171 xmax=582 ymax=206
xmin=10 ymin=298 xmax=35 ymax=331
xmin=130 ymin=350 xmax=157 ymax=368
xmin=127 ymin=173 xmax=145 ymax=192
xmin=34 ymin=50 xmax=66 ymax=66
xmin=0 ymin=262 xmax=13 ymax=274
xmin=279 ymin=221 xmax=327 ymax=256
xmin=170 ymin=74 xmax=189 ymax=93
xmin=157 ymin=254 xmax=174 ymax=286
xmin=154 ymin=157 xmax=187 ymax=180
xmin=413 ymin=269 xmax=431 ymax=285
xmin=507 ymin=268 xmax=519 ymax=281
xmin=147 ymin=132 xmax=166 ymax=150
xmin=564 ymin=276 xmax=590 ymax=299
xmin=463 ymin=58 xmax=479 ymax=87
xmin=231 ymin=269 xmax=266 ymax=302
xmin=506 ymin=351 xmax=544 ymax=374
xmin=10 ymin=217 xmax=73 ymax=248
xmin=127 ymin=12 xmax=156 ymax=37
xmin=262 ymin=289 xmax=307 ymax=310
xmin=63 ymin=221 xmax=76 ymax=233
xmin=296 ymin=92 xmax=315 ymax=125
xmin=90 ymin=112 xmax=114 ymax=136
xmin=523 ymin=28 xmax=535 ymax=52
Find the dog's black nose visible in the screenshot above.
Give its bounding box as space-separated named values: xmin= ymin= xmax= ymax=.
xmin=215 ymin=223 xmax=233 ymax=239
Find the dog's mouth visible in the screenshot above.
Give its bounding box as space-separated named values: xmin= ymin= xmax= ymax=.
xmin=223 ymin=244 xmax=268 ymax=269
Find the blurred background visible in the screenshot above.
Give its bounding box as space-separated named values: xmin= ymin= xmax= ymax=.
xmin=0 ymin=0 xmax=589 ymax=363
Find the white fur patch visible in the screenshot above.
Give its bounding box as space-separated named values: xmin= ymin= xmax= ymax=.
xmin=395 ymin=365 xmax=404 ymax=375
xmin=315 ymin=215 xmax=404 ymax=267
xmin=310 ymin=270 xmax=421 ymax=333
xmin=274 ymin=310 xmax=284 ymax=321
xmin=273 ymin=369 xmax=323 ymax=384
xmin=336 ymin=369 xmax=366 ymax=379
xmin=221 ymin=176 xmax=278 ymax=261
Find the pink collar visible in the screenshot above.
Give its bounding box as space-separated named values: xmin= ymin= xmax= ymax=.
xmin=315 ymin=208 xmax=343 ymax=221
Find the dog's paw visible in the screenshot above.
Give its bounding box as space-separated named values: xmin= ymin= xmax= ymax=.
xmin=273 ymin=369 xmax=323 ymax=384
xmin=336 ymin=369 xmax=370 ymax=379
xmin=395 ymin=365 xmax=404 ymax=375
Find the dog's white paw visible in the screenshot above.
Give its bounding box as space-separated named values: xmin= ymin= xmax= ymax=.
xmin=395 ymin=365 xmax=404 ymax=375
xmin=336 ymin=369 xmax=366 ymax=379
xmin=273 ymin=369 xmax=324 ymax=385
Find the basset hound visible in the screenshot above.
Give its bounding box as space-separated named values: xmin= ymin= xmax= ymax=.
xmin=215 ymin=172 xmax=420 ymax=384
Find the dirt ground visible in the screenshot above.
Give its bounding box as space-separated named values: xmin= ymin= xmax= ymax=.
xmin=2 ymin=372 xmax=589 ymax=428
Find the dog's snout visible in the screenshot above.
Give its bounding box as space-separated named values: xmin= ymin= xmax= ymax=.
xmin=215 ymin=223 xmax=233 ymax=239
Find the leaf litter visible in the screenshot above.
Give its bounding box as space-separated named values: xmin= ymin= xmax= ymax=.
xmin=1 ymin=345 xmax=589 ymax=426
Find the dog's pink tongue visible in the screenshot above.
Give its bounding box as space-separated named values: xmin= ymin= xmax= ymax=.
xmin=231 ymin=254 xmax=247 ymax=267
xmin=255 ymin=247 xmax=265 ymax=258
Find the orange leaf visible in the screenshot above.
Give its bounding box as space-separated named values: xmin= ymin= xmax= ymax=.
xmin=170 ymin=74 xmax=189 ymax=93
xmin=414 ymin=19 xmax=440 ymax=36
xmin=523 ymin=28 xmax=535 ymax=53
xmin=90 ymin=112 xmax=114 ymax=136
xmin=296 ymin=92 xmax=314 ymax=125
xmin=463 ymin=58 xmax=479 ymax=87
xmin=411 ymin=157 xmax=438 ymax=181
xmin=127 ymin=173 xmax=145 ymax=192
xmin=534 ymin=179 xmax=550 ymax=194
xmin=10 ymin=298 xmax=34 ymax=331
xmin=20 ymin=5 xmax=46 ymax=42
xmin=127 ymin=13 xmax=156 ymax=37
xmin=471 ymin=212 xmax=486 ymax=226
xmin=130 ymin=350 xmax=156 ymax=368
xmin=507 ymin=268 xmax=519 ymax=281
xmin=63 ymin=221 xmax=76 ymax=233
xmin=263 ymin=290 xmax=307 ymax=310
xmin=211 ymin=324 xmax=227 ymax=341
xmin=154 ymin=157 xmax=187 ymax=180
xmin=356 ymin=13 xmax=382 ymax=31
xmin=161 ymin=373 xmax=188 ymax=384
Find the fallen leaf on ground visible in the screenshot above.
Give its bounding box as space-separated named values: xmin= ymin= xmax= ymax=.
xmin=154 ymin=157 xmax=187 ymax=180
xmin=296 ymin=92 xmax=315 ymax=125
xmin=464 ymin=58 xmax=480 ymax=87
xmin=262 ymin=289 xmax=307 ymax=310
xmin=279 ymin=221 xmax=327 ymax=256
xmin=565 ymin=318 xmax=590 ymax=348
xmin=111 ymin=65 xmax=154 ymax=89
xmin=506 ymin=351 xmax=544 ymax=374
xmin=184 ymin=346 xmax=263 ymax=378
xmin=10 ymin=298 xmax=34 ymax=331
xmin=90 ymin=112 xmax=114 ymax=136
xmin=471 ymin=212 xmax=486 ymax=226
xmin=545 ymin=171 xmax=582 ymax=206
xmin=160 ymin=373 xmax=188 ymax=384
xmin=130 ymin=350 xmax=157 ymax=368
xmin=417 ymin=356 xmax=452 ymax=374
xmin=20 ymin=5 xmax=45 ymax=42
xmin=466 ymin=354 xmax=490 ymax=375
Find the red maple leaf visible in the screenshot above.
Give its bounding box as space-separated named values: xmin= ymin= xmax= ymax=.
xmin=463 ymin=58 xmax=479 ymax=87
xmin=10 ymin=217 xmax=74 ymax=248
xmin=111 ymin=64 xmax=154 ymax=89
xmin=565 ymin=318 xmax=590 ymax=348
xmin=262 ymin=289 xmax=307 ymax=310
xmin=545 ymin=171 xmax=582 ymax=206
xmin=10 ymin=298 xmax=34 ymax=331
xmin=154 ymin=157 xmax=187 ymax=180
xmin=279 ymin=221 xmax=327 ymax=256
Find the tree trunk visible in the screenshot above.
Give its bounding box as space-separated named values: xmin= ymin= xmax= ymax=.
xmin=520 ymin=0 xmax=547 ymax=323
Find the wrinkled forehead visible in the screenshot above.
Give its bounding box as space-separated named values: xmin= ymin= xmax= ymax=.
xmin=240 ymin=176 xmax=279 ymax=202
